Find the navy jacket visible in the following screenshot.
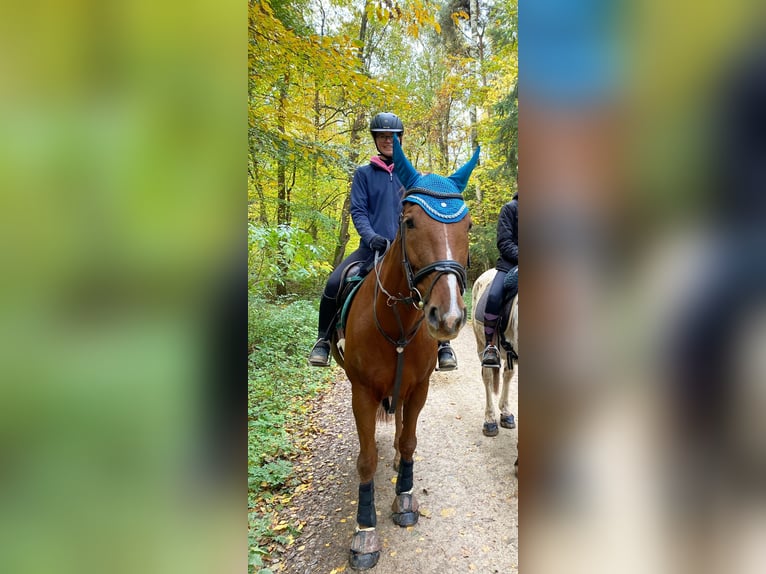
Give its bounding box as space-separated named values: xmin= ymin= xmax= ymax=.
xmin=350 ymin=157 xmax=404 ymax=250
xmin=496 ymin=193 xmax=518 ymax=272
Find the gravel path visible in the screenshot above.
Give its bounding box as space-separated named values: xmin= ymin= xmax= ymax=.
xmin=277 ymin=326 xmax=518 ymax=573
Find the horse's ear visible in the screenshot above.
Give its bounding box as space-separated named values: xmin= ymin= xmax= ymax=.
xmin=392 ymin=134 xmax=420 ymax=190
xmin=448 ymin=145 xmax=481 ymax=193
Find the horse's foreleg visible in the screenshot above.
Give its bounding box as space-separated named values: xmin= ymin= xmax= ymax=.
xmin=482 ymin=367 xmax=501 ymax=437
xmin=391 ymin=381 xmax=428 ymax=527
xmin=393 ymin=400 xmax=403 ymax=471
xmin=349 ymin=388 xmax=382 ymax=570
xmin=498 ymin=362 xmax=516 ymax=429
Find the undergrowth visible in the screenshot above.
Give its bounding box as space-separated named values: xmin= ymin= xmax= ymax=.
xmin=248 ymin=294 xmax=334 ymax=572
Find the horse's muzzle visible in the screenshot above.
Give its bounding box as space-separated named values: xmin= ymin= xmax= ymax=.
xmin=425 ymin=303 xmax=467 ymax=340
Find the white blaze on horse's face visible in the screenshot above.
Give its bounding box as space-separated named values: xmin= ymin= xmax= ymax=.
xmin=441 ymin=224 xmax=464 ymax=331
xmin=407 ymin=208 xmax=469 ymax=341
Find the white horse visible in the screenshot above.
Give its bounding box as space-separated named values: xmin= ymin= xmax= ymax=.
xmin=471 ymin=268 xmax=518 ymax=437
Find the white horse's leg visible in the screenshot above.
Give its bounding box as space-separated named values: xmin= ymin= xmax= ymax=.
xmin=498 ymin=360 xmax=516 ymax=429
xmin=482 ymin=366 xmax=500 ymax=436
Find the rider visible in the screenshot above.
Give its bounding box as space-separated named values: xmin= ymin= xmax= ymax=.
xmin=308 ymin=112 xmax=459 ymax=369
xmin=481 ymin=193 xmax=518 ymax=368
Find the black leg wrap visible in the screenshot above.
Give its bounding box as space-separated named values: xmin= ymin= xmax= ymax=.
xmin=356 ymin=481 xmax=376 ymax=527
xmin=396 ymin=459 xmax=414 ymax=494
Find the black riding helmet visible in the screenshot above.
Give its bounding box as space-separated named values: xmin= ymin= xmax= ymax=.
xmin=370 ymin=112 xmax=403 ymax=157
xmin=370 ymin=112 xmax=403 ymax=136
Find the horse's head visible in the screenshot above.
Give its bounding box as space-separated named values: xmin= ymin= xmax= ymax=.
xmin=393 ymin=135 xmax=479 ymax=341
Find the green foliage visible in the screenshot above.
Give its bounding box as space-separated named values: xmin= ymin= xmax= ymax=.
xmin=492 ymin=83 xmax=518 ymax=181
xmin=469 ymin=223 xmax=499 ymax=282
xmin=248 ymin=295 xmax=333 ymax=563
xmin=249 ymin=224 xmax=332 ymax=298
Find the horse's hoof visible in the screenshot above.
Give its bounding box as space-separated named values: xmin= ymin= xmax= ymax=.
xmin=349 ymin=550 xmax=380 ymax=570
xmin=500 ymin=414 xmax=516 ymax=429
xmin=483 ymin=422 xmax=499 ymax=437
xmin=392 ymin=510 xmax=419 ymax=527
xmin=391 ymin=493 xmax=419 ymax=527
xmin=349 ymin=529 xmax=381 ymax=570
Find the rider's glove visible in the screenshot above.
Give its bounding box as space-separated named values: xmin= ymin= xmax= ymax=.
xmin=369 ymin=235 xmax=388 ymax=253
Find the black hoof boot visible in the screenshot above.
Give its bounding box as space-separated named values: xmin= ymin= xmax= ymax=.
xmin=500 ymin=414 xmax=516 ymax=429
xmin=349 ymin=550 xmax=380 ymax=570
xmin=349 ymin=529 xmax=381 ymax=570
xmin=483 ymin=421 xmax=499 ymax=437
xmin=391 ymin=493 xmax=419 ymax=527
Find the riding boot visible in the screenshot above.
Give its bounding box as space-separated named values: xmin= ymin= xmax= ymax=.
xmin=481 ymin=344 xmax=501 ymax=369
xmin=308 ymin=339 xmax=331 ymax=367
xmin=309 ymin=294 xmax=335 ymax=367
xmin=436 ymin=341 xmax=458 ymax=371
xmin=481 ymin=315 xmax=501 ymax=369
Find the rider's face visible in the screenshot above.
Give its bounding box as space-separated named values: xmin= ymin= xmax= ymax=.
xmin=375 ymin=132 xmax=399 ymax=156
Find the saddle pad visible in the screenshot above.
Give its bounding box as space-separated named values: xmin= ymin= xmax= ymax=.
xmin=338 ymin=276 xmax=366 ymax=332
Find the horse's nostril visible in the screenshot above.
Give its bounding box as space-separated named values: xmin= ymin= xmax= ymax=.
xmin=428 ymin=306 xmax=440 ymax=325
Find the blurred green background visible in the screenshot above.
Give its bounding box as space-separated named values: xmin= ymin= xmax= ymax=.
xmin=0 ymin=1 xmax=245 ymax=573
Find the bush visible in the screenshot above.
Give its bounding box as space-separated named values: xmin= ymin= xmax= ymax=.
xmin=248 ymin=224 xmax=332 ymax=298
xmin=248 ymin=295 xmax=333 ymax=563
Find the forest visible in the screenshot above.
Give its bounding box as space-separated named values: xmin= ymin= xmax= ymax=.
xmin=248 ymin=0 xmax=516 ymax=568
xmin=249 ymin=0 xmax=517 ymax=297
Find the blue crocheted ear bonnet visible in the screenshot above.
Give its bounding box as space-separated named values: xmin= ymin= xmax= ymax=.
xmin=392 ymin=135 xmax=479 ymax=223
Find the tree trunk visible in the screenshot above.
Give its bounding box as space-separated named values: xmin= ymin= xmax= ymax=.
xmin=332 ymin=5 xmax=369 ymax=268
xmin=276 ymin=75 xmax=289 ymax=228
xmin=469 ymin=0 xmax=482 ymax=202
xmin=276 ymin=73 xmax=289 ymax=296
xmin=250 ymin=157 xmax=268 ymax=225
xmin=332 ymin=112 xmax=365 ymax=267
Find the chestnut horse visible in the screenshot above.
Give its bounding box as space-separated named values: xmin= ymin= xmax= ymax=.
xmin=331 ymin=136 xmax=477 ymax=570
xmin=471 ymin=268 xmax=519 ymax=437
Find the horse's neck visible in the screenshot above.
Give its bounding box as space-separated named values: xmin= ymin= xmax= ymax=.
xmin=375 ymin=241 xmax=419 ymax=321
xmin=378 ymin=242 xmax=410 ymax=298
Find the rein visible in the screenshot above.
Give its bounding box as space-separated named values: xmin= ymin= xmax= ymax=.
xmin=372 ymin=190 xmax=468 ymax=414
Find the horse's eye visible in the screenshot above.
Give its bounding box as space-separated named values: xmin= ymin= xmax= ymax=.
xmin=405 ymin=218 xmax=415 ymax=229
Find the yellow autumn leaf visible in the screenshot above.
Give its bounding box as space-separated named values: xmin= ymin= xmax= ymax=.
xmin=440 ymin=507 xmax=455 ymax=518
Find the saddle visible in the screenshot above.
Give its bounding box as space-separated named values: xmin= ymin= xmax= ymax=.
xmin=333 ymin=260 xmax=374 ymax=360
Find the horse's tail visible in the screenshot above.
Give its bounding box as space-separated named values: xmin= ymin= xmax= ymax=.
xmin=377 ymin=398 xmax=394 ymax=423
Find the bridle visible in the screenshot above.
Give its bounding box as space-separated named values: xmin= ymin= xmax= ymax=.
xmin=400 ymin=208 xmax=468 ymax=307
xmin=372 ymin=189 xmax=469 ymax=413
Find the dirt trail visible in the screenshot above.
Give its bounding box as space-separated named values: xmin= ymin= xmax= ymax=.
xmin=278 ymin=326 xmax=518 ymax=574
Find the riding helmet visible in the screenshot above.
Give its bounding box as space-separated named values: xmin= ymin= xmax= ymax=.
xmin=370 ymin=112 xmax=404 ymax=136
